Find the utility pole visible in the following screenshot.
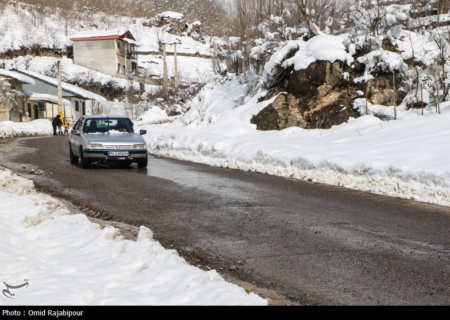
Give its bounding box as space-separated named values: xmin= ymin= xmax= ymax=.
xmin=174 ymin=39 xmax=181 ymax=90
xmin=244 ymin=0 xmax=249 ymax=73
xmin=57 ymin=60 xmax=63 ymax=120
xmin=163 ymin=42 xmax=168 ymax=96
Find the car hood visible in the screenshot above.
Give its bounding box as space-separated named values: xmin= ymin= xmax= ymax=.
xmin=85 ymin=133 xmax=146 ymax=144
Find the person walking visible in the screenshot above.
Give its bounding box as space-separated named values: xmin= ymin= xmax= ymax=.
xmin=52 ymin=114 xmax=62 ymax=136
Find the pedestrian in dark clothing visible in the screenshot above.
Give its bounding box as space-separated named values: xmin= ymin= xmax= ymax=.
xmin=52 ymin=115 xmax=62 ymax=136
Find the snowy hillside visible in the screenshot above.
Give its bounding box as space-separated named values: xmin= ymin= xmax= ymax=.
xmin=0 ymin=1 xmax=218 ymax=95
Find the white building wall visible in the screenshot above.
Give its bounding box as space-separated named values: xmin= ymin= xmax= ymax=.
xmin=73 ymin=40 xmax=118 ymax=76
xmin=71 ymin=98 xmax=86 ymax=124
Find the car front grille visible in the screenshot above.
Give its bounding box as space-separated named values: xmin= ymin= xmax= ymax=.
xmin=104 ymin=145 xmax=132 ymax=150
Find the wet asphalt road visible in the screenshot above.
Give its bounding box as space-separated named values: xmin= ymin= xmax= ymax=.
xmin=1 ymin=135 xmax=450 ymax=306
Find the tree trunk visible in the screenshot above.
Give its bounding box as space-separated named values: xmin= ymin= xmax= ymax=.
xmin=296 ymin=0 xmax=320 ymax=37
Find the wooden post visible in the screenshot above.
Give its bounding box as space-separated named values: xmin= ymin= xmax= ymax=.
xmin=163 ymin=43 xmax=168 ymax=96
xmin=57 ymin=60 xmax=63 ymax=120
xmin=365 ymin=84 xmax=368 ymax=115
xmin=174 ymin=42 xmax=178 ymax=90
xmin=393 ymin=72 xmax=397 ymax=120
xmin=421 ymin=83 xmax=424 ymax=116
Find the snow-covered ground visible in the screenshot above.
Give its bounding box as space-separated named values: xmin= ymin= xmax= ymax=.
xmin=1 ymin=83 xmax=449 ymax=305
xmin=1 ymin=3 xmax=450 ymax=306
xmin=0 ymin=165 xmax=267 ymax=306
xmin=137 ymin=79 xmax=450 ymax=209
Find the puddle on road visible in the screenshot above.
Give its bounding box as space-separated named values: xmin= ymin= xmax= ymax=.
xmin=145 ymin=157 xmax=257 ymax=200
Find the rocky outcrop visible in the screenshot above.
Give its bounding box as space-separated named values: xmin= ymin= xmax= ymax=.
xmin=252 ymin=55 xmax=407 ymax=130
xmin=366 ymin=75 xmax=404 ymax=106
xmin=305 ymin=88 xmax=360 ymax=129
xmin=287 ymin=60 xmax=346 ymax=97
xmin=253 ymin=60 xmax=362 ymax=130
xmin=182 ymin=21 xmax=203 ymax=41
xmin=143 ymin=12 xmax=204 ymax=42
xmin=251 ymin=93 xmax=307 ymax=130
xmin=148 ymin=12 xmax=186 ymax=34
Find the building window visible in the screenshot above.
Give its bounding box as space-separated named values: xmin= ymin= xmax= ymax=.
xmin=75 ymin=101 xmax=79 ymax=112
xmin=33 ymin=104 xmax=39 ymax=119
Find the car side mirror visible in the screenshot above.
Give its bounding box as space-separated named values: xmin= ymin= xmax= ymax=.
xmin=71 ymin=129 xmax=80 ymax=136
xmin=140 ymin=129 xmax=147 ymax=135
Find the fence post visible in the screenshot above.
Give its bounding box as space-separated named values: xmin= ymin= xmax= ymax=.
xmin=421 ymin=83 xmax=424 ymax=116
xmin=365 ymin=84 xmax=368 ymax=115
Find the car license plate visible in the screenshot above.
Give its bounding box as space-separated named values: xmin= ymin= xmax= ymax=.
xmin=108 ymin=151 xmax=129 ymax=156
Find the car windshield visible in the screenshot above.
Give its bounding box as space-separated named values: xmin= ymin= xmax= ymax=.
xmin=83 ymin=118 xmax=134 ymax=133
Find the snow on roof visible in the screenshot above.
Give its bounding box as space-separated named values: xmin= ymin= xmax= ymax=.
xmin=24 ymin=90 xmax=72 ymax=106
xmin=70 ymin=29 xmax=136 ymax=42
xmin=0 ymin=68 xmax=35 ymax=84
xmin=122 ymin=37 xmax=138 ymax=45
xmin=17 ymin=69 xmax=107 ymax=103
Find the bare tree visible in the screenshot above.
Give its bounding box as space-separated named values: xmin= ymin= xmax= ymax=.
xmin=234 ymin=0 xmax=251 ymax=73
xmin=0 ymin=79 xmax=23 ymax=112
xmin=89 ymin=100 xmax=112 ymax=115
xmin=293 ymin=0 xmax=320 ymax=36
xmin=55 ymin=2 xmax=75 ymax=36
xmin=430 ymin=28 xmax=450 ymax=101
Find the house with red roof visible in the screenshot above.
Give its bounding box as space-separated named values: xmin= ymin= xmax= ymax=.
xmin=70 ymin=29 xmax=138 ymax=77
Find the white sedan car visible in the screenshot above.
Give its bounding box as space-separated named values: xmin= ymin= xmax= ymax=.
xmin=69 ymin=115 xmax=148 ymax=169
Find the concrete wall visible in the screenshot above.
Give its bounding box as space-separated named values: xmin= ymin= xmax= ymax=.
xmin=73 ymin=39 xmax=135 ymax=77
xmin=0 ymin=103 xmax=8 ymax=121
xmin=71 ymin=98 xmax=86 ymax=124
xmin=73 ymin=40 xmax=117 ymax=76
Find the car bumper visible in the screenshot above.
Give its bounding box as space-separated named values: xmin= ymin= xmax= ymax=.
xmin=83 ymin=149 xmax=148 ymax=163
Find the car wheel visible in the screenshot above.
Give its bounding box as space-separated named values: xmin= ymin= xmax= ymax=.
xmin=69 ymin=143 xmax=79 ymax=164
xmin=80 ymin=147 xmax=91 ymax=169
xmin=137 ymin=156 xmax=148 ymax=168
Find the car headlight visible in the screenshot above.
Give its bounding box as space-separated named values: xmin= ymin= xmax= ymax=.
xmin=132 ymin=144 xmax=147 ymax=149
xmin=87 ymin=143 xmax=104 ymax=149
